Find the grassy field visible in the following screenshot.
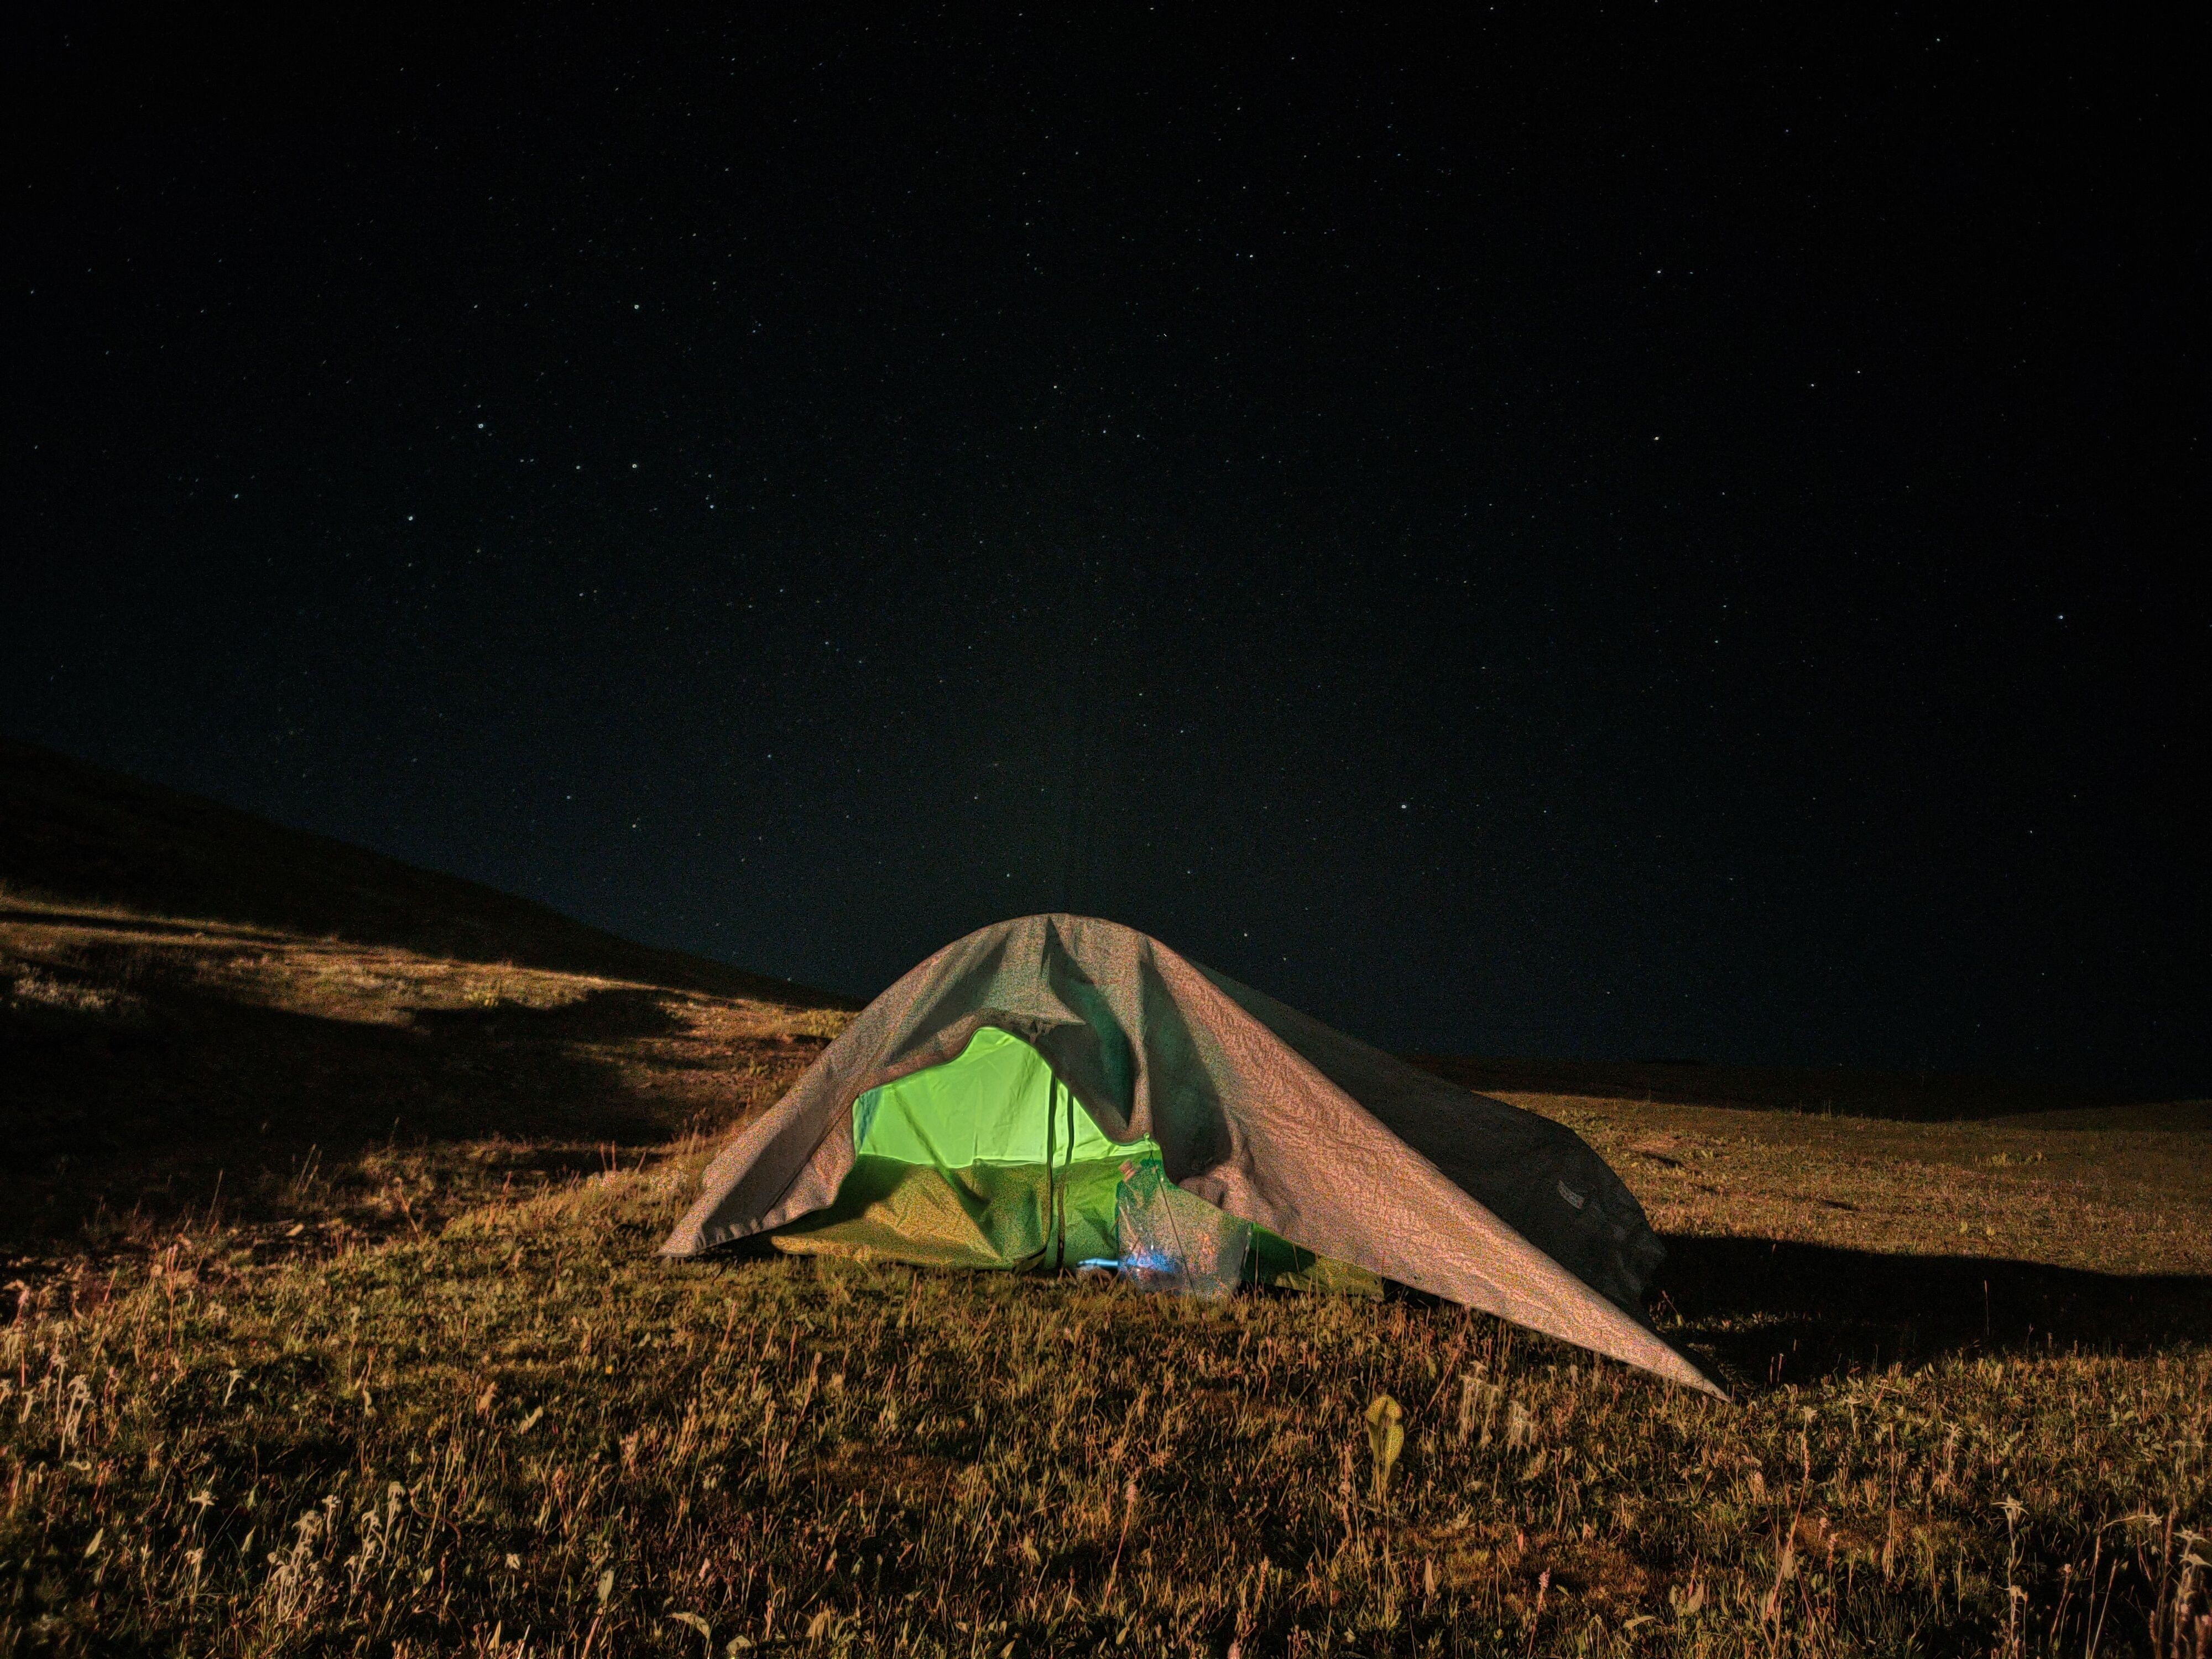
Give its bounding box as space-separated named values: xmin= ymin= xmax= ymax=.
xmin=2 ymin=744 xmax=2207 ymax=1655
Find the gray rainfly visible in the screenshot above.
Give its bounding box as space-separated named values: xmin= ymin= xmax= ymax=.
xmin=663 ymin=914 xmax=1718 ymax=1392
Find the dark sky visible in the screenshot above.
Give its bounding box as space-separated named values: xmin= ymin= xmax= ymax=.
xmin=7 ymin=12 xmax=2204 ymax=1084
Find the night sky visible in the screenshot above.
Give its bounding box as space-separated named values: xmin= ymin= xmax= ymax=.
xmin=7 ymin=12 xmax=2204 ymax=1086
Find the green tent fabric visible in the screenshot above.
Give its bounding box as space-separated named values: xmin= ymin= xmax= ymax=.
xmin=664 ymin=914 xmax=1718 ymax=1393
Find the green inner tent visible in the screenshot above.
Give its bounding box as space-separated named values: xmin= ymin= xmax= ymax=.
xmin=771 ymin=1026 xmax=1378 ymax=1293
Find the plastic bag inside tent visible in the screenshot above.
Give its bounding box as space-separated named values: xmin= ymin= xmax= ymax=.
xmin=1114 ymin=1155 xmax=1250 ymax=1296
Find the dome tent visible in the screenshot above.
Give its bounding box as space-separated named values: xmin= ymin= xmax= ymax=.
xmin=663 ymin=914 xmax=1717 ymax=1392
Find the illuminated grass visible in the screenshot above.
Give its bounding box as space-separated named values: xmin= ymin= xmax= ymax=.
xmin=3 ymin=1146 xmax=2206 ymax=1657
xmin=2 ymin=895 xmax=2206 ymax=1655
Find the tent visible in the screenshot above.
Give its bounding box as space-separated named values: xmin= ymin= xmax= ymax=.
xmin=663 ymin=914 xmax=1715 ymax=1392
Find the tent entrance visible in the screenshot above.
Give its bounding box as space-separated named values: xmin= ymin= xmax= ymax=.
xmin=773 ymin=1025 xmax=1140 ymax=1269
xmin=771 ymin=1026 xmax=1380 ymax=1295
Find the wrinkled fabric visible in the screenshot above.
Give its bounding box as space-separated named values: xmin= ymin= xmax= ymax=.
xmin=663 ymin=914 xmax=1719 ymax=1392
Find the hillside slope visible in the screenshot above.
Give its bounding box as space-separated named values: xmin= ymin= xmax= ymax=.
xmin=1 ymin=747 xmax=2206 ymax=1653
xmin=0 ymin=738 xmax=850 ymax=1279
xmin=0 ymin=736 xmax=839 ymax=1003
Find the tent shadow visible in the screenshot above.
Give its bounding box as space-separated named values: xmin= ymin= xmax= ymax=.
xmin=1652 ymin=1233 xmax=2212 ymax=1389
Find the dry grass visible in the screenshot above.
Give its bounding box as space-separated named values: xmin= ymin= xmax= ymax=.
xmin=0 ymin=899 xmax=837 ymax=1298
xmin=1 ymin=856 xmax=2206 ymax=1651
xmin=2 ymin=1143 xmax=2206 ymax=1656
xmin=1524 ymin=1092 xmax=2212 ymax=1279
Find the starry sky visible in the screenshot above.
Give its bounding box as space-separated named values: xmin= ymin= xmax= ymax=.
xmin=7 ymin=12 xmax=2204 ymax=1086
